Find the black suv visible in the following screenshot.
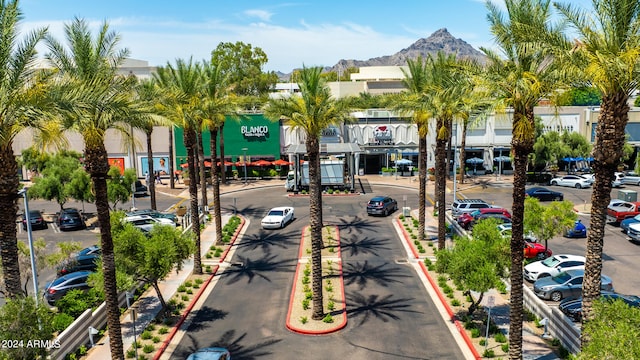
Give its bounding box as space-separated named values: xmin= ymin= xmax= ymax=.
xmin=57 ymin=245 xmax=101 ymax=276
xmin=58 ymin=208 xmax=87 ymax=231
xmin=367 ymin=196 xmax=398 ymax=216
xmin=22 ymin=209 xmax=47 ymax=230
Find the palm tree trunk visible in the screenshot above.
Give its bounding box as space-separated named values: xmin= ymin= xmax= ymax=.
xmin=460 ymin=121 xmax=468 ymax=184
xmin=85 ymin=143 xmax=124 ymax=360
xmin=0 ymin=147 xmax=22 ymax=298
xmin=197 ymin=132 xmax=208 ymax=213
xmin=418 ymin=131 xmax=427 ymax=241
xmin=146 ymin=131 xmax=157 ymax=210
xmin=307 ymin=136 xmax=324 ymax=320
xmin=508 ymin=108 xmax=535 ymax=360
xmin=219 ymin=122 xmax=226 ymax=184
xmin=185 ymin=129 xmax=202 ymax=275
xmin=169 ymin=126 xmax=175 ymax=189
xmin=581 ymin=92 xmax=628 ymax=347
xmin=436 ymin=118 xmax=451 ymax=250
xmin=209 ymin=128 xmax=223 ymax=245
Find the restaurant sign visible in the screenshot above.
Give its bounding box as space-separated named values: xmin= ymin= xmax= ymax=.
xmin=241 ymin=125 xmax=269 ymax=138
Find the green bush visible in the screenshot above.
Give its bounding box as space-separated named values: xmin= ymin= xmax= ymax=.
xmin=494 ymin=332 xmax=507 ymax=343
xmin=300 ymin=316 xmax=308 ymax=324
xmin=482 ymin=349 xmax=495 ymax=358
xmin=177 ymin=285 xmax=186 ymax=293
xmin=142 ymin=344 xmax=155 ymax=353
xmin=322 ymin=314 xmax=334 ymax=323
xmin=152 ymin=336 xmax=161 ymax=343
xmin=302 ymin=299 xmax=310 ymax=310
xmin=56 ymin=288 xmax=104 ymax=318
xmin=52 ymin=312 xmax=75 ymax=332
xmin=501 ymin=343 xmax=509 ymax=353
xmin=158 ymin=327 xmax=169 ymax=335
xmin=451 ymin=299 xmax=461 ymax=306
xmin=141 ymin=331 xmax=152 ymax=340
xmin=126 ymin=349 xmax=136 ymax=358
xmin=470 ymin=328 xmax=481 ymax=338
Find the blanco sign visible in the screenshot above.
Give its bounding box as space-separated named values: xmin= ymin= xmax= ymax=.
xmin=241 ymin=125 xmax=269 ymax=137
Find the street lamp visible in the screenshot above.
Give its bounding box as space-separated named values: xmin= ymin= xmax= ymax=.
xmin=452 ymin=124 xmax=458 ymax=202
xmin=18 ymin=188 xmax=39 ymax=306
xmin=242 ymin=148 xmax=248 ymax=184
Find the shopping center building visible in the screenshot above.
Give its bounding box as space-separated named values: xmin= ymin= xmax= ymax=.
xmin=11 ymin=60 xmax=640 ymax=179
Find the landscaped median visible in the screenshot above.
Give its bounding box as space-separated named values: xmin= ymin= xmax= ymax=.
xmin=286 ymin=225 xmax=347 ymax=334
xmin=112 ymin=215 xmax=246 ymax=360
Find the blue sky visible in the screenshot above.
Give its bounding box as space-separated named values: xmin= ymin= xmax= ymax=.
xmin=19 ymin=0 xmax=592 ymax=73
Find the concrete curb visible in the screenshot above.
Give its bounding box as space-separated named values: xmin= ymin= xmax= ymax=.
xmin=152 ymin=215 xmax=246 ymax=359
xmin=285 ymin=225 xmax=348 ymax=334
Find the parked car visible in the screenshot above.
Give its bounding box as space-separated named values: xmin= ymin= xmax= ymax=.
xmin=583 ymin=173 xmax=622 ymax=187
xmin=549 ymin=175 xmax=591 ymax=189
xmin=469 ymin=213 xmax=511 ymax=230
xmin=21 ymin=209 xmax=47 ymax=230
xmin=124 ymin=215 xmax=176 ymax=232
xmin=524 ymin=242 xmax=552 ymax=260
xmin=524 ymin=187 xmax=564 ymax=201
xmin=186 ymin=347 xmax=231 ymax=360
xmin=533 ymin=269 xmax=614 ymax=301
xmin=133 ymin=180 xmax=148 ymax=197
xmin=626 ymin=222 xmax=640 ymax=243
xmin=451 ymin=199 xmax=492 ymax=217
xmin=366 ymin=196 xmax=398 ymax=216
xmin=620 ymin=214 xmax=640 ymax=233
xmin=57 ymin=245 xmax=101 ymax=276
xmin=523 ymin=254 xmax=586 ymax=282
xmin=619 ymin=171 xmax=640 ymax=186
xmin=126 ymin=208 xmax=178 ymax=224
xmin=457 ymin=207 xmax=511 ymax=229
xmin=563 ymin=220 xmax=587 ymax=238
xmin=43 ymin=270 xmax=93 ymax=306
xmin=57 ymin=208 xmax=86 ymax=231
xmin=559 ymin=291 xmax=640 ymax=322
xmin=607 ymin=201 xmax=640 ymax=224
xmin=261 ymin=206 xmax=295 ymax=229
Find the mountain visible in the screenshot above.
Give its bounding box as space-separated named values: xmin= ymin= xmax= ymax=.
xmin=330 ymin=28 xmax=486 ymax=73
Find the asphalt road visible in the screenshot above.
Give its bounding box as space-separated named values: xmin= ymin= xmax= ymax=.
xmin=457 ymin=182 xmax=640 ymax=297
xmin=172 ymin=185 xmax=467 ymax=360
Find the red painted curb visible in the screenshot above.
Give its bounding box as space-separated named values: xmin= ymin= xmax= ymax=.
xmin=418 ymin=261 xmax=482 ymax=359
xmin=286 ymin=225 xmax=347 ymax=334
xmin=153 ymin=266 xmax=219 ymax=360
xmin=396 ymin=218 xmax=420 ymax=259
xmin=153 ymin=216 xmax=247 ymax=359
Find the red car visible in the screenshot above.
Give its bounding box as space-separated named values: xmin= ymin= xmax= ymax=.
xmin=457 ymin=207 xmax=511 ymax=229
xmin=524 ymin=242 xmax=552 ymax=260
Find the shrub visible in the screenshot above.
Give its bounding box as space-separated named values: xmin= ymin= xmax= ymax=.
xmin=470 ymin=328 xmax=481 ymax=338
xmin=177 ymin=285 xmax=186 ymax=293
xmin=479 ymin=339 xmax=486 ymax=346
xmin=214 ymin=248 xmax=222 ymax=257
xmin=152 ymin=336 xmax=161 ymax=343
xmin=300 ymin=316 xmax=308 ymax=324
xmin=158 ymin=327 xmax=169 ymax=335
xmin=482 ymin=349 xmax=495 ymax=358
xmin=56 ymin=288 xmax=103 ymax=318
xmin=146 ymin=324 xmax=156 ymax=331
xmin=141 ymin=331 xmax=152 ymax=340
xmin=322 ymin=314 xmax=333 ymax=323
xmin=302 ymin=299 xmax=310 ymax=310
xmin=494 ymin=332 xmax=507 ymax=343
xmin=451 ymin=299 xmax=461 ymax=306
xmin=327 ymin=301 xmax=335 ymax=311
xmin=195 ymin=278 xmax=204 ymax=285
xmin=184 ymin=280 xmax=193 ymax=288
xmin=325 ymin=284 xmax=334 ymax=292
xmin=126 ymin=349 xmax=136 ymax=358
xmin=186 ymin=288 xmax=193 ymax=295
xmin=181 ymin=295 xmax=189 ymax=302
xmin=52 ymin=313 xmax=75 ymax=332
xmin=305 ymin=292 xmax=313 ymax=300
xmin=501 ymin=344 xmax=509 ymax=353
xmin=143 ymin=344 xmax=155 ymax=354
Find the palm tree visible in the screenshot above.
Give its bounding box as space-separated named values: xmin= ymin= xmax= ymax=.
xmin=134 ymin=78 xmax=173 ymax=210
xmin=199 ymin=62 xmax=236 ymax=245
xmin=483 ymin=1 xmax=565 ymax=357
xmin=44 ymin=17 xmax=145 ymax=359
xmin=554 ymin=0 xmax=640 ymax=347
xmin=265 ymin=66 xmax=352 ymax=320
xmin=154 ymin=58 xmax=204 ymax=275
xmin=0 ymin=0 xmax=48 ymax=298
xmin=395 ymin=57 xmax=431 ymax=242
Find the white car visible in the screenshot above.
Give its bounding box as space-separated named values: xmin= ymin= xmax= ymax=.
xmin=261 ymin=207 xmax=294 ymax=229
xmin=124 ymin=215 xmax=176 ymax=232
xmin=549 ymin=175 xmax=591 ymax=189
xmin=523 ymin=254 xmax=586 ymax=282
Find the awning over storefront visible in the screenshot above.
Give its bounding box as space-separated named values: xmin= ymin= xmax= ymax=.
xmin=286 ymin=143 xmax=362 ymax=154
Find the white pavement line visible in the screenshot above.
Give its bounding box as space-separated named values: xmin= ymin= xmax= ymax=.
xmin=394 ymin=216 xmax=476 ymax=360
xmin=412 ymin=262 xmax=477 ymax=360
xmin=160 ymin=216 xmax=249 ymax=359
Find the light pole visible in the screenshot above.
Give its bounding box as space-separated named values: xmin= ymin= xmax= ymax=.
xmin=242 ymin=148 xmax=248 ymax=184
xmin=18 ymin=188 xmax=39 ymax=306
xmin=452 ymin=124 xmax=458 ymax=202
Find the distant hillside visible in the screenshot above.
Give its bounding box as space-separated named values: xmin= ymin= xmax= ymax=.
xmin=276 ymin=28 xmax=486 ymax=80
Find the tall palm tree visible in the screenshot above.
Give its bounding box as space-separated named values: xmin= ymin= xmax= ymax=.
xmin=44 ymin=17 xmax=144 ymax=359
xmin=199 ymin=62 xmax=236 ymax=245
xmin=483 ymin=1 xmax=565 ymax=357
xmin=265 ymin=66 xmax=352 ymax=320
xmin=395 ymin=57 xmax=431 ymax=242
xmin=154 ymin=58 xmax=204 ymax=275
xmin=0 ymin=0 xmax=48 ymax=298
xmin=134 ymin=78 xmax=172 ymax=210
xmin=554 ymin=0 xmax=640 ymax=347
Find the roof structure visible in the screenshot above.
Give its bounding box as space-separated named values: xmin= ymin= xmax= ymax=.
xmin=285 ymin=143 xmax=362 ymax=155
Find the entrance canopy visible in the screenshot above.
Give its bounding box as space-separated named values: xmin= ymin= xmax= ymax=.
xmin=286 ymin=143 xmax=362 ymax=155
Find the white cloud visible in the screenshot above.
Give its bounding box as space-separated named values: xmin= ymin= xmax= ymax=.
xmin=243 ymin=9 xmax=274 ymax=22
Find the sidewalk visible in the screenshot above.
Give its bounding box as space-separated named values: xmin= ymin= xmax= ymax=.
xmin=85 ymin=213 xmax=232 ymax=360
